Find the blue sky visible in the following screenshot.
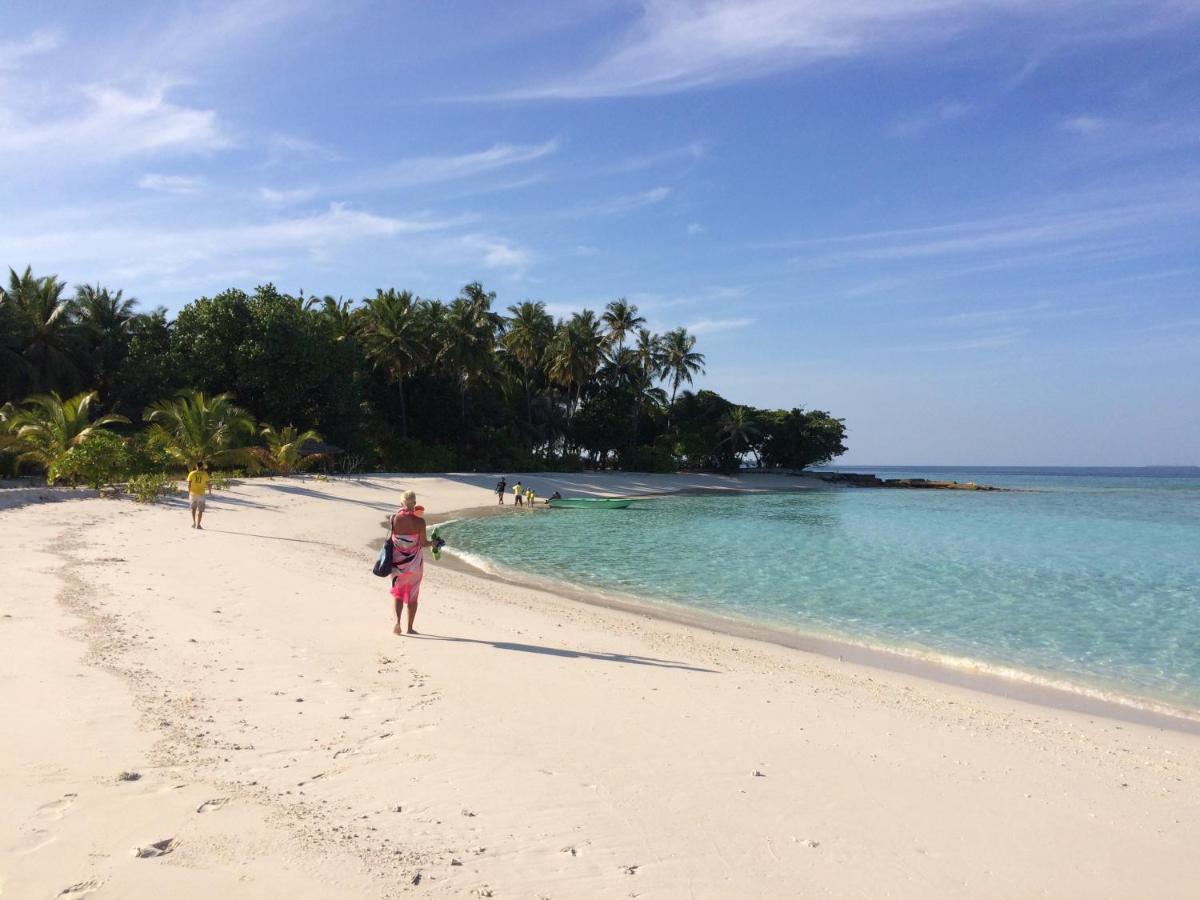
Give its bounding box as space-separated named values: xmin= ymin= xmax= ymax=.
xmin=2 ymin=0 xmax=1197 ymax=465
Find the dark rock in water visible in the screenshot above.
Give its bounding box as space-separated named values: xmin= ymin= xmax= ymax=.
xmin=817 ymin=472 xmax=1001 ymax=491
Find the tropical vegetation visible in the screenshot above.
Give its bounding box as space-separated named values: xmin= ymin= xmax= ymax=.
xmin=0 ymin=266 xmax=847 ymax=485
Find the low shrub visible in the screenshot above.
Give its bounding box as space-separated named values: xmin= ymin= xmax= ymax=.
xmin=128 ymin=472 xmax=179 ymax=503
xmin=48 ymin=431 xmax=133 ymax=488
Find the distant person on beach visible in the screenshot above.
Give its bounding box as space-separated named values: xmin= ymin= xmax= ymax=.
xmin=388 ymin=490 xmax=434 ymax=636
xmin=496 ymin=477 xmax=507 ymax=504
xmin=187 ymin=462 xmax=211 ymax=529
xmin=526 ymin=487 xmax=536 ymax=506
xmin=513 ymin=480 xmax=523 ymax=506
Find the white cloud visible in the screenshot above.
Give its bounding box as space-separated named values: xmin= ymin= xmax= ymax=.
xmin=0 ymin=29 xmax=63 ymax=71
xmin=1060 ymin=115 xmax=1109 ymax=136
xmin=0 ymin=84 xmax=227 ymax=167
xmin=687 ymin=222 xmax=706 ymax=235
xmin=777 ymin=186 xmax=1200 ymax=267
xmin=686 ymin=316 xmax=755 ymax=335
xmin=890 ymin=100 xmax=974 ymax=138
xmin=355 ymin=140 xmax=559 ymax=190
xmin=456 ymin=234 xmax=534 ymax=275
xmin=138 ymin=174 xmax=205 ymax=194
xmin=3 ymin=203 xmax=533 ymax=290
xmin=259 ymin=186 xmax=320 ymax=206
xmin=499 ymin=0 xmax=1196 ymax=99
xmin=580 ymin=187 xmax=671 ymax=216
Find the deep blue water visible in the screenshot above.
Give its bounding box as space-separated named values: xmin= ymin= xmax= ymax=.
xmin=441 ymin=468 xmax=1200 ymax=711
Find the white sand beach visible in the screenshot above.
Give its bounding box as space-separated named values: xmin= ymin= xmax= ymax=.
xmin=2 ymin=472 xmax=1198 ymax=899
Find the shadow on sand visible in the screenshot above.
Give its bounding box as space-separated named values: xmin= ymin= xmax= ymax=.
xmin=202 ymin=527 xmax=337 ymax=547
xmin=414 ymin=633 xmax=717 ymax=673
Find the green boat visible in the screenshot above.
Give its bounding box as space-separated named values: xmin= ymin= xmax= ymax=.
xmin=546 ymin=497 xmax=635 ymax=509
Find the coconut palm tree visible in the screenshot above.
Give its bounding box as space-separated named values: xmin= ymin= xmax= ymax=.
xmin=1 ymin=266 xmax=85 ymax=397
xmin=601 ymin=298 xmax=645 ymax=351
xmin=358 ymin=289 xmax=424 ymax=439
xmin=9 ymin=391 xmax=130 ymax=471
xmin=661 ymin=326 xmax=706 ymax=417
xmin=502 ymin=301 xmax=554 ymax=432
xmin=255 ymin=424 xmax=327 ymax=475
xmin=440 ymin=289 xmax=500 ymax=426
xmin=310 ymin=295 xmax=357 ymax=344
xmin=143 ymin=390 xmax=256 ymax=469
xmin=75 ymin=283 xmax=138 ymax=403
xmin=546 ymin=311 xmax=604 ymax=424
xmin=634 ymin=328 xmax=664 ymax=379
xmin=717 ymin=405 xmax=761 ymax=465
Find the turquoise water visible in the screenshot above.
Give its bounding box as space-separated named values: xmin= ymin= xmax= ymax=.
xmin=441 ymin=468 xmax=1200 ymax=711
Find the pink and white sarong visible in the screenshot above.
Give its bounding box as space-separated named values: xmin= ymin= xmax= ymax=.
xmin=389 ymin=532 xmax=424 ymax=605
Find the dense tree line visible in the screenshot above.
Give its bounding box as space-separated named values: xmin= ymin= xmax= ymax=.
xmin=1 ymin=265 xmax=847 ymax=479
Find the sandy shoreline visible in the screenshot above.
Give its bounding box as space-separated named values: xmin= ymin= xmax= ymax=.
xmin=3 ymin=472 xmax=1199 ymax=898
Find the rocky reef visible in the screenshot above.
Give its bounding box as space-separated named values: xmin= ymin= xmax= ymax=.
xmin=814 ymin=472 xmax=1002 ymax=491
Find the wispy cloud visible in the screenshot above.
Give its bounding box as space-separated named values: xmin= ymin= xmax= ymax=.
xmin=0 ymin=29 xmax=63 ymax=70
xmin=352 ymin=140 xmax=558 ymax=191
xmin=890 ymin=100 xmax=974 ymax=138
xmin=686 ymin=316 xmax=754 ymax=335
xmin=598 ymin=141 xmax=709 ymax=175
xmin=496 ymin=0 xmax=1197 ymax=99
xmin=258 ymin=186 xmax=320 ymax=206
xmin=138 ymin=173 xmax=206 ymax=195
xmin=1060 ymin=115 xmax=1110 ymax=136
xmin=777 ymin=187 xmax=1200 ymax=267
xmin=1 ymin=203 xmax=510 ymax=288
xmin=0 ymin=84 xmax=227 ymax=169
xmin=578 ymin=187 xmax=671 ymax=217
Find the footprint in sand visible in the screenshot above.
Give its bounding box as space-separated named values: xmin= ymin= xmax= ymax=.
xmin=56 ymin=880 xmax=101 ymax=899
xmin=196 ymin=798 xmax=229 ymax=813
xmin=37 ymin=793 xmax=78 ymax=821
xmin=55 ymin=883 xmax=99 ymax=897
xmin=133 ymin=838 xmax=178 ymax=858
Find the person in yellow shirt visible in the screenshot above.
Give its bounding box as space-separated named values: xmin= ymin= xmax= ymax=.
xmin=187 ymin=462 xmax=211 ymax=529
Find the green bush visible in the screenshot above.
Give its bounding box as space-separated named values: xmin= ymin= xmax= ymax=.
xmin=616 ymin=444 xmax=677 ymax=473
xmin=127 ymin=431 xmax=177 ymax=475
xmin=128 ymin=472 xmax=179 ymax=503
xmin=48 ymin=431 xmax=133 ymax=488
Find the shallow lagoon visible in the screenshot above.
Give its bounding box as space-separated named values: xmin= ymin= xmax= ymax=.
xmin=442 ymin=468 xmax=1200 ymax=711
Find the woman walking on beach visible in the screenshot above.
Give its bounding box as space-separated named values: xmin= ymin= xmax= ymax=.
xmin=389 ymin=491 xmax=434 ymax=636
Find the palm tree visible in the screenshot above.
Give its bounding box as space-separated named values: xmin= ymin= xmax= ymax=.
xmin=601 ymin=298 xmax=645 ymax=351
xmin=0 ymin=401 xmax=22 ymax=462
xmin=0 ymin=266 xmax=85 ymax=397
xmin=503 ymin=301 xmax=553 ymax=433
xmin=634 ymin=328 xmax=663 ymax=378
xmin=9 ymin=391 xmax=130 ymax=471
xmin=143 ymin=390 xmax=256 ymax=469
xmin=440 ymin=287 xmax=501 ymax=426
xmin=717 ymin=406 xmax=761 ymax=465
xmin=75 ymin=284 xmax=138 ymax=403
xmin=358 ymin=289 xmax=424 ymax=439
xmin=255 ymin=424 xmax=327 ymax=475
xmin=311 ymin=295 xmax=357 ymax=344
xmin=546 ymin=311 xmax=604 ymax=424
xmin=661 ymin=327 xmax=706 ymax=420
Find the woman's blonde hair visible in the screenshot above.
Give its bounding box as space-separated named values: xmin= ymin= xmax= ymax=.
xmin=401 ymin=490 xmax=417 ymax=510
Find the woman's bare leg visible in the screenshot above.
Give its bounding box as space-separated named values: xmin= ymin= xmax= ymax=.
xmin=393 ymin=595 xmax=404 ymax=635
xmin=406 ymin=601 xmax=418 ymax=635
